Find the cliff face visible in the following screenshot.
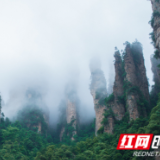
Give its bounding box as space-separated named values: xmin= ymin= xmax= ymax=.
xmin=124 ymin=45 xmax=138 ymax=86
xmin=124 ymin=45 xmax=139 ymax=120
xmin=66 ymin=99 xmax=77 ymax=140
xmin=59 ymin=85 xmax=79 ymax=141
xmin=124 ymin=43 xmax=149 ymax=120
xmin=112 ymin=51 xmax=125 ymax=120
xmin=132 ymin=43 xmax=150 ymax=101
xmin=107 ymin=42 xmax=149 ymax=123
xmin=103 ymin=101 xmax=114 ymax=134
xmin=59 ymin=99 xmax=78 ymax=141
xmin=89 ymin=60 xmax=111 ymax=134
xmin=126 ymin=93 xmax=140 ymax=120
xmin=151 ymin=0 xmax=160 ymax=57
xmin=110 ymin=42 xmax=149 ymax=122
xmin=90 ymin=88 xmax=107 ymax=135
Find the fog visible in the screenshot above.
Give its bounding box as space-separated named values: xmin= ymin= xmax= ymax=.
xmin=0 ymin=0 xmax=154 ymax=125
xmin=90 ymin=57 xmax=107 ymax=99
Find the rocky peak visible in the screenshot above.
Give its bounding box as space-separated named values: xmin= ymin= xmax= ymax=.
xmin=124 ymin=42 xmax=149 ymax=120
xmin=113 ymin=51 xmax=124 ymax=96
xmin=59 ymin=84 xmax=79 ymax=141
xmin=132 ymin=42 xmax=150 ymax=101
xmin=124 ymin=44 xmax=137 ymax=86
xmin=66 ymin=99 xmax=77 ymax=140
xmin=89 ymin=59 xmax=109 ymax=135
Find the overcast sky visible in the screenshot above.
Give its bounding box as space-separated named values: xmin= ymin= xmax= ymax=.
xmin=0 ymin=0 xmax=154 ymax=124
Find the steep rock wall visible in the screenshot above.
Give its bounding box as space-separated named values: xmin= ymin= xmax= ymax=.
xmin=124 ymin=43 xmax=149 ymax=120
xmin=90 ymin=89 xmax=107 ymax=135
xmin=124 ymin=45 xmax=137 ymax=86
xmin=58 ymin=87 xmax=79 ymax=141
xmin=104 ymin=116 xmax=114 ymax=134
xmin=112 ymin=51 xmax=125 ymax=120
xmin=124 ymin=45 xmax=140 ymax=120
xmin=103 ymin=101 xmax=114 ymax=134
xmin=66 ymin=99 xmax=77 ymax=140
xmin=132 ymin=43 xmax=150 ymax=101
xmin=126 ymin=93 xmax=139 ymax=120
xmin=89 ymin=60 xmax=114 ymax=134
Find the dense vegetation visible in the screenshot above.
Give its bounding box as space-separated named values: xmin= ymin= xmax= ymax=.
xmin=0 ymin=114 xmax=51 ymax=159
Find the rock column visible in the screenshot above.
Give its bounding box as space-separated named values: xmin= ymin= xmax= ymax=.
xmin=112 ymin=51 xmax=125 ymax=120
xmin=124 ymin=44 xmax=140 ymax=120
xmin=66 ymin=99 xmax=77 ymax=140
